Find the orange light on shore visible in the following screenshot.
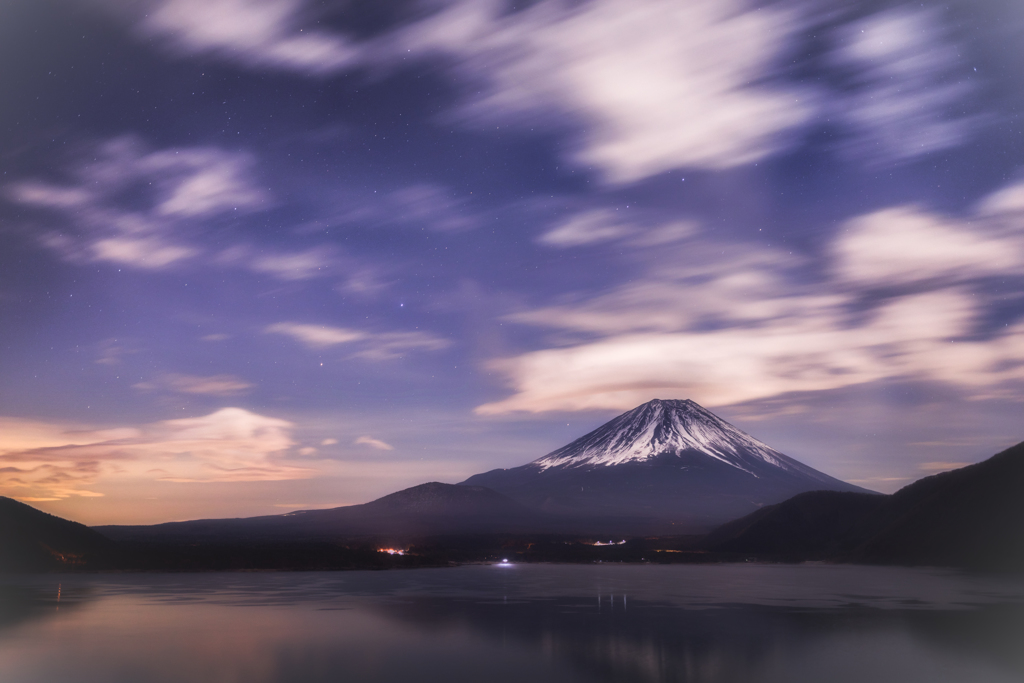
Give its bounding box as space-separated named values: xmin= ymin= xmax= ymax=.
xmin=379 ymin=548 xmax=405 ymax=555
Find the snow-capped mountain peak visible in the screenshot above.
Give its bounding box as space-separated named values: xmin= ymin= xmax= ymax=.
xmin=461 ymin=398 xmax=869 ymax=529
xmin=531 ymin=399 xmax=814 ymax=479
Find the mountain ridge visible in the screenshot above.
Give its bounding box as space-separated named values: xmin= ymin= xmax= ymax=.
xmin=530 ymin=399 xmax=849 ymax=486
xmin=705 ymin=440 xmax=1024 ymax=571
xmin=95 ymin=482 xmax=563 ymax=542
xmin=462 ymin=398 xmax=868 ymax=530
xmin=0 ymin=496 xmax=118 ymax=571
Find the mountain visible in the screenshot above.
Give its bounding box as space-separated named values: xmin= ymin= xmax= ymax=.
xmin=705 ymin=490 xmax=886 ymax=558
xmin=0 ymin=496 xmax=118 ymax=572
xmin=96 ymin=482 xmax=557 ymax=543
xmin=461 ymin=399 xmax=870 ymax=532
xmin=855 ymin=440 xmax=1024 ymax=570
xmin=706 ymin=440 xmax=1024 ymax=572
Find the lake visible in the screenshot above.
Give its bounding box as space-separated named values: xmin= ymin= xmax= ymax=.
xmin=2 ymin=563 xmax=1023 ymax=683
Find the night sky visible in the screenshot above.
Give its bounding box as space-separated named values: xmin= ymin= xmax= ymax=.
xmin=2 ymin=0 xmax=1022 ymax=525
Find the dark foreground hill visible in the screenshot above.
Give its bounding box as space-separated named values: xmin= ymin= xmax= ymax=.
xmin=96 ymin=482 xmax=564 ymax=543
xmin=707 ymin=441 xmax=1024 ymax=572
xmin=8 ymin=442 xmax=1023 ymax=573
xmin=0 ymin=496 xmax=118 ymax=571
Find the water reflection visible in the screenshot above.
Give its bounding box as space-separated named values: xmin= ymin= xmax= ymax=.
xmin=0 ymin=565 xmax=1022 ymax=683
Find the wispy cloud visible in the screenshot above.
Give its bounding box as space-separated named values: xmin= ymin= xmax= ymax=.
xmin=326 ymin=183 xmax=481 ymax=234
xmin=0 ymin=408 xmax=315 ymax=500
xmin=829 ymin=7 xmax=984 ymax=164
xmin=538 ymin=209 xmax=697 ymax=248
xmin=94 ymin=338 xmax=135 ymax=366
xmin=265 ymin=322 xmax=366 ymax=348
xmin=354 ymin=436 xmax=394 ymax=451
xmin=479 ymin=183 xmax=1024 ymax=414
xmin=401 ymin=0 xmax=814 ymax=183
xmin=243 ymin=246 xmax=340 ymax=280
xmin=109 ymin=1 xmax=987 ymax=181
xmin=6 ymin=136 xmax=267 ymax=270
xmin=538 ymin=209 xmax=634 ymax=247
xmin=352 ymin=332 xmax=450 ymax=360
xmin=90 ymin=237 xmax=198 ymax=269
xmin=266 ymin=322 xmax=449 ymax=359
xmin=833 ymin=205 xmax=1021 ymax=288
xmin=133 ymin=0 xmax=360 ymax=74
xmin=134 ymin=373 xmax=255 ymax=396
xmin=4 ymin=136 xmax=359 ymax=283
xmin=116 ymin=0 xmax=811 ymax=184
xmin=977 ymin=180 xmax=1024 ymax=217
xmin=385 ymin=184 xmax=479 ymax=233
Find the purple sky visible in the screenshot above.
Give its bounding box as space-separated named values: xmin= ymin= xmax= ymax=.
xmin=2 ymin=0 xmax=1023 ymax=525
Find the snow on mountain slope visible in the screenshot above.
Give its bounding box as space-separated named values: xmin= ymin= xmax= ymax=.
xmin=531 ymin=399 xmax=835 ymax=484
xmin=461 ymin=398 xmax=869 ymax=530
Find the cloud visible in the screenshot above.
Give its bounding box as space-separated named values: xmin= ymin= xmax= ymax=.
xmin=511 ymin=245 xmax=813 ymax=334
xmin=214 ymin=243 xmax=346 ymax=281
xmin=5 ymin=136 xmax=268 ymax=270
xmin=134 ymin=373 xmax=254 ymax=396
xmin=107 ymin=2 xmax=987 ymax=182
xmin=833 ymin=206 xmax=1022 ymax=288
xmin=919 ymin=461 xmax=972 ymax=472
xmin=120 ymin=0 xmax=818 ymax=184
xmin=6 ymin=136 xmax=352 ymax=282
xmin=337 ymin=269 xmax=394 ymax=297
xmin=631 ymin=221 xmax=699 ymax=248
xmin=538 ymin=209 xmax=699 ymax=248
xmin=386 ymin=184 xmax=478 ymax=232
xmin=247 ymin=246 xmax=339 ymax=280
xmin=401 ymin=0 xmax=813 ymax=183
xmin=354 ymin=435 xmax=394 ymax=451
xmin=133 ymin=0 xmax=359 ymax=74
xmin=326 ymin=184 xmax=480 ymax=234
xmin=480 ymin=287 xmax=1024 ymax=415
xmin=148 ymin=147 xmax=268 ymax=218
xmin=538 ymin=209 xmax=634 ymax=247
xmin=95 ymin=338 xmax=135 ymax=366
xmin=90 ymin=237 xmax=198 ymax=269
xmin=265 ymin=322 xmax=366 ymax=348
xmin=478 ymin=184 xmax=1024 ymax=414
xmin=266 ymin=322 xmax=449 ymax=359
xmin=135 ymin=408 xmax=311 ymax=482
xmin=829 ymin=7 xmax=983 ymax=164
xmin=977 ymin=180 xmax=1024 ymax=216
xmin=351 ymin=331 xmax=450 ymax=360
xmin=8 ymin=182 xmax=91 ymax=209
xmin=0 ymin=408 xmax=314 ymax=500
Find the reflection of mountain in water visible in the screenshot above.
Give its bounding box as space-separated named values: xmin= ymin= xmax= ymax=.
xmin=370 ymin=595 xmax=1024 ymax=683
xmin=1 ymin=567 xmax=1022 ymax=683
xmin=0 ymin=582 xmax=89 ymax=634
xmin=0 ymin=496 xmax=117 ymax=571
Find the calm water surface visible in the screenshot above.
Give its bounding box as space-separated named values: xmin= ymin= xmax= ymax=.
xmin=1 ymin=563 xmax=1023 ymax=683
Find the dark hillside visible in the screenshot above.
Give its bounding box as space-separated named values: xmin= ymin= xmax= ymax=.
xmin=705 ymin=441 xmax=1024 ymax=572
xmin=0 ymin=497 xmax=118 ymax=572
xmin=854 ymin=441 xmax=1024 ymax=571
xmin=96 ymin=482 xmax=562 ymax=543
xmin=706 ymin=490 xmax=886 ymax=558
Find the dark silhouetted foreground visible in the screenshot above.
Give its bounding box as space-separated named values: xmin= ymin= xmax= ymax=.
xmin=3 ymin=441 xmax=1022 ymax=573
